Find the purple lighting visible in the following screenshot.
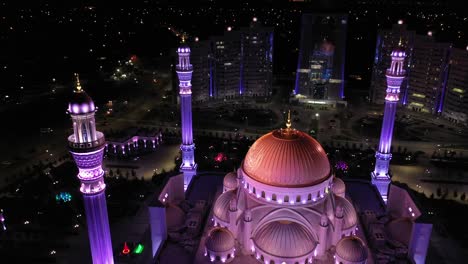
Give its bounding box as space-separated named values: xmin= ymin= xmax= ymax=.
xmin=68 ymin=77 xmax=114 ymax=264
xmin=176 ymin=43 xmax=197 ymax=190
xmin=372 ymin=46 xmax=406 ymax=202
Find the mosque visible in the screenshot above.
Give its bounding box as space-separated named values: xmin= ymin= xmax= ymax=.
xmin=68 ymin=41 xmax=431 ymax=264
xmin=206 ymin=116 xmax=367 ymax=264
xmin=145 ymin=42 xmax=432 ymax=264
xmin=151 ymin=116 xmax=431 ymax=264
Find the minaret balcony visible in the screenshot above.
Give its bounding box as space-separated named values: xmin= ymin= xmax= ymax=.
xmin=68 ymin=131 xmax=106 ymax=153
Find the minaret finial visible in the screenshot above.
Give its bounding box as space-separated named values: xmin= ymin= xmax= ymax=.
xmin=181 ymin=34 xmax=186 ymax=43
xmin=398 ymin=36 xmax=402 ymax=47
xmin=74 ymin=73 xmax=82 ymax=92
xmin=286 ymin=110 xmax=292 ymax=129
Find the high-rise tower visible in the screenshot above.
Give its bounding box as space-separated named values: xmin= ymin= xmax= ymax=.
xmin=177 ymin=41 xmax=197 ymax=191
xmin=372 ymin=44 xmax=406 ymax=202
xmin=295 ymin=13 xmax=347 ymax=99
xmin=68 ymin=74 xmax=114 ymax=264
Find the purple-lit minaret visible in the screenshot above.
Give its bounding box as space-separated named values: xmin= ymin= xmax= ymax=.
xmin=372 ymin=42 xmax=406 ymax=202
xmin=68 ymin=74 xmax=114 ymax=264
xmin=177 ymin=40 xmax=197 ymax=191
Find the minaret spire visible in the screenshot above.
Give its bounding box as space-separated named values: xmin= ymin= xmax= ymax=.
xmin=286 ymin=110 xmax=292 ymax=129
xmin=67 ymin=75 xmax=114 ymax=263
xmin=371 ymin=44 xmax=406 ymax=202
xmin=177 ymin=42 xmax=197 ymax=191
xmin=74 ymin=73 xmax=82 ymax=92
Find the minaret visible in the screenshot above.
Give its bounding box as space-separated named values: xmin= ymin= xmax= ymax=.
xmin=68 ymin=74 xmax=114 ymax=264
xmin=372 ymin=42 xmax=406 ymax=202
xmin=177 ymin=37 xmax=197 ymax=191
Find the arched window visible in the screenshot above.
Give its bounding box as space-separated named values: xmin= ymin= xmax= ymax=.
xmin=89 ymin=121 xmax=95 ymax=140
xmin=270 ymin=260 xmax=275 ymax=264
xmin=261 ymin=191 xmax=266 ymax=198
xmin=317 ymin=191 xmax=321 ymax=198
xmin=308 ymin=193 xmax=312 ymax=201
xmin=284 ymin=195 xmax=289 ymax=203
xmin=253 ymin=187 xmax=256 ymax=194
xmin=296 ymin=195 xmax=301 ymax=202
xmin=81 ymin=123 xmax=88 ymax=142
xmin=272 ymin=194 xmax=277 ymax=201
xmin=261 ymin=255 xmax=265 ymax=261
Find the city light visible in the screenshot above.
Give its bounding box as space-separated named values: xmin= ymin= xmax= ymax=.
xmin=122 ymin=242 xmax=131 ymax=255
xmin=133 ymin=243 xmax=144 ymax=254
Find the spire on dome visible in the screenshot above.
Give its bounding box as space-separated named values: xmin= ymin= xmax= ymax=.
xmin=181 ymin=34 xmax=186 ymax=43
xmin=286 ymin=110 xmax=292 ymax=129
xmin=398 ymin=36 xmax=402 ymax=47
xmin=74 ymin=73 xmax=82 ymax=92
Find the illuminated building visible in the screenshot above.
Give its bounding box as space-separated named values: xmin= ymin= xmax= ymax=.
xmin=371 ymin=44 xmax=406 ymax=202
xmin=405 ymin=36 xmax=451 ymax=113
xmin=67 ymin=74 xmax=114 ymax=264
xmin=177 ymin=41 xmax=197 ymax=190
xmin=371 ymin=23 xmax=414 ymax=105
xmin=371 ymin=22 xmax=452 ymax=113
xmin=442 ymin=47 xmax=468 ymax=125
xmin=201 ymin=115 xmax=366 ymax=263
xmin=295 ymin=13 xmax=347 ymax=100
xmin=149 ymin=116 xmax=431 ymax=263
xmin=191 ymin=40 xmax=212 ymax=102
xmin=372 ymin=22 xmax=468 ymax=124
xmin=191 ymin=20 xmax=273 ymax=102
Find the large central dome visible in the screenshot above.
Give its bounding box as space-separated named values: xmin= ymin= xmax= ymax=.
xmin=243 ymin=129 xmax=330 ymax=187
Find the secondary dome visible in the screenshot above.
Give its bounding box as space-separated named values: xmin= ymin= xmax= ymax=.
xmin=332 ymin=177 xmax=346 ymax=197
xmin=213 ymin=190 xmax=236 ymax=223
xmin=243 ymin=129 xmax=330 ymax=187
xmin=336 ymin=236 xmax=368 ymax=263
xmin=253 ymin=221 xmax=317 ymax=258
xmin=205 ymin=227 xmax=235 ymax=253
xmin=223 ymin=172 xmax=238 ymax=190
xmin=325 ymin=195 xmax=358 ymax=230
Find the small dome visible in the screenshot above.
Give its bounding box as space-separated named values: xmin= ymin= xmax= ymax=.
xmin=177 ymin=45 xmax=191 ymax=53
xmin=243 ymin=130 xmax=331 ymax=188
xmin=332 ymin=177 xmax=346 ymax=197
xmin=391 ymin=48 xmax=406 ymax=57
xmin=386 ymin=217 xmax=413 ymax=246
xmin=253 ymin=221 xmax=317 ymax=258
xmin=213 ymin=190 xmax=236 ymax=222
xmin=69 ymin=90 xmax=95 ymax=115
xmin=325 ymin=195 xmax=357 ymax=229
xmin=336 ymin=236 xmax=368 ymax=262
xmin=205 ymin=227 xmax=235 ymax=253
xmin=165 ymin=203 xmax=185 ymax=230
xmin=223 ymin=172 xmax=238 ymax=190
